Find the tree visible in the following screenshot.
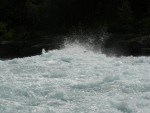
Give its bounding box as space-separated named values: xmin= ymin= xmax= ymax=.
xmin=117 ymin=0 xmax=133 ymax=33
xmin=109 ymin=0 xmax=133 ymax=33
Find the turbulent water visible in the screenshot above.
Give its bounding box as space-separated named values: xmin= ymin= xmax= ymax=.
xmin=0 ymin=41 xmax=150 ymax=113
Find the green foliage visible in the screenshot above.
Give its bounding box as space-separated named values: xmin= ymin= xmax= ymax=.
xmin=0 ymin=0 xmax=150 ymax=41
xmin=0 ymin=22 xmax=7 ymax=35
xmin=0 ymin=22 xmax=15 ymax=40
xmin=110 ymin=0 xmax=134 ymax=33
xmin=118 ymin=0 xmax=133 ymax=24
xmin=4 ymin=30 xmax=14 ymax=40
xmin=143 ymin=17 xmax=150 ymax=37
xmin=0 ymin=22 xmax=10 ymax=40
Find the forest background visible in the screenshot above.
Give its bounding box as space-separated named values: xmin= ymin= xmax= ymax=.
xmin=0 ymin=0 xmax=150 ymax=57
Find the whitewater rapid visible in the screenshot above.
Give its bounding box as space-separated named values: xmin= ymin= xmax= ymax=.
xmin=0 ymin=42 xmax=150 ymax=113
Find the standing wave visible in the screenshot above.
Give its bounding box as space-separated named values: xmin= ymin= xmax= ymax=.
xmin=0 ymin=40 xmax=150 ymax=113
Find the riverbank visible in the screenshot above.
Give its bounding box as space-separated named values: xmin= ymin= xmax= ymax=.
xmin=0 ymin=33 xmax=150 ymax=59
xmin=102 ymin=34 xmax=150 ymax=56
xmin=0 ymin=35 xmax=63 ymax=59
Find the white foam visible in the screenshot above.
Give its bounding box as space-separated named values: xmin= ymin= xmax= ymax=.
xmin=0 ymin=42 xmax=150 ymax=113
xmin=47 ymin=60 xmax=56 ymax=64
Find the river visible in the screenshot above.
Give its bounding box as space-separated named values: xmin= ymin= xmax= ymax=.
xmin=0 ymin=41 xmax=150 ymax=113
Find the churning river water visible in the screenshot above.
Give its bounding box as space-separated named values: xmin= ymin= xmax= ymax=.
xmin=0 ymin=42 xmax=150 ymax=113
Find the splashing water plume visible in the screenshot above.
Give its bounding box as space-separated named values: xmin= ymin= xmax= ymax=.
xmin=0 ymin=40 xmax=150 ymax=113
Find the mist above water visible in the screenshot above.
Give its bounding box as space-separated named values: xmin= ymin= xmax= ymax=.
xmin=0 ymin=40 xmax=150 ymax=113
